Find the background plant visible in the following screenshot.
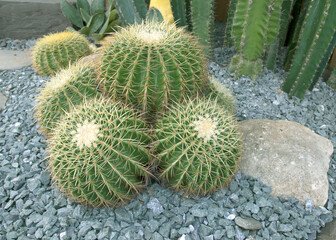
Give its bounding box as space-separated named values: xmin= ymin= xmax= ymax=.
xmin=61 ymin=0 xmax=121 ymax=41
xmin=282 ymin=0 xmax=336 ymax=99
xmin=225 ymin=0 xmax=283 ymax=80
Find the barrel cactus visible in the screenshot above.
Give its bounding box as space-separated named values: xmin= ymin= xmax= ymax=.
xmin=47 ymin=98 xmax=152 ymax=207
xmin=201 ymin=76 xmax=235 ymax=113
xmin=32 ymin=31 xmax=92 ymax=76
xmin=99 ymin=21 xmax=207 ymax=118
xmin=35 ymin=62 xmax=100 ymax=135
xmin=154 ymin=97 xmax=241 ymax=195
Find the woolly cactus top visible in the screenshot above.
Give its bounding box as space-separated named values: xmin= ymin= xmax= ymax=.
xmin=37 ymin=31 xmax=83 ymax=45
xmin=112 ymin=22 xmax=180 ymax=46
xmin=191 ymin=114 xmax=221 ymax=143
xmin=71 ymin=120 xmax=102 ymax=149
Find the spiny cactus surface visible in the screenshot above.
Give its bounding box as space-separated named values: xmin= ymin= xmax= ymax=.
xmin=32 ymin=31 xmax=92 ymax=76
xmin=99 ymin=21 xmax=207 ymax=118
xmin=201 ymin=76 xmax=235 ymax=113
xmin=47 ymin=98 xmax=152 ymax=207
xmin=154 ymin=97 xmax=241 ymax=196
xmin=35 ymin=62 xmax=100 ymax=135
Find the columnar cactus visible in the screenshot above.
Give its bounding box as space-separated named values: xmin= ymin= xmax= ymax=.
xmin=283 ymin=0 xmax=336 ymax=99
xmin=47 ymin=98 xmax=152 ymax=207
xmin=154 ymin=97 xmax=241 ymax=195
xmin=227 ymin=0 xmax=283 ymax=79
xmin=32 ymin=31 xmax=92 ymax=76
xmin=35 ymin=62 xmax=100 ymax=135
xmin=99 ymin=21 xmax=207 ymax=117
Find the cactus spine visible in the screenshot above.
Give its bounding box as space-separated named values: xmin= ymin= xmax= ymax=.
xmin=154 ymin=97 xmax=241 ymax=195
xmin=32 ymin=31 xmax=92 ymax=76
xmin=99 ymin=21 xmax=207 ymax=117
xmin=47 ymin=98 xmax=152 ymax=207
xmin=282 ymin=0 xmax=336 ymax=99
xmin=201 ymin=76 xmax=235 ymax=114
xmin=35 ymin=62 xmax=100 ymax=135
xmin=228 ymin=0 xmax=283 ymax=80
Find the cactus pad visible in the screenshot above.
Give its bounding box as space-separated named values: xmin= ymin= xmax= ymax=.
xmin=154 ymin=97 xmax=241 ymax=195
xmin=32 ymin=31 xmax=92 ymax=76
xmin=47 ymin=98 xmax=152 ymax=207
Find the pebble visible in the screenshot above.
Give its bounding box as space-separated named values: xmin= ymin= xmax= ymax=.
xmin=234 ymin=216 xmax=262 ymax=230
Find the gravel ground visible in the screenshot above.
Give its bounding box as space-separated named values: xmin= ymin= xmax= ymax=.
xmin=0 ymin=27 xmax=336 ymax=239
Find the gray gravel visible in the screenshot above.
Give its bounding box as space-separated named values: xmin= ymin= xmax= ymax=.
xmin=0 ymin=38 xmax=36 ymax=50
xmin=0 ymin=31 xmax=336 ymax=240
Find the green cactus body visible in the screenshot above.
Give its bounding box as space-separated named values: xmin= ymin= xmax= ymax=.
xmin=35 ymin=62 xmax=100 ymax=135
xmin=48 ymin=98 xmax=152 ymax=207
xmin=282 ymin=0 xmax=336 ymax=99
xmin=154 ymin=97 xmax=241 ymax=195
xmin=32 ymin=31 xmax=92 ymax=76
xmin=112 ymin=0 xmax=144 ymax=25
xmin=224 ymin=0 xmax=238 ymax=47
xmin=228 ymin=54 xmax=263 ymax=81
xmin=170 ymin=0 xmax=187 ymax=27
xmin=228 ymin=0 xmax=283 ymax=79
xmin=202 ymin=76 xmax=235 ymax=113
xmin=189 ymin=0 xmax=214 ymax=56
xmin=99 ymin=22 xmax=207 ymax=117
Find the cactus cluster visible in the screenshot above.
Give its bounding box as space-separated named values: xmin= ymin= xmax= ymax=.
xmin=61 ymin=0 xmax=122 ymax=41
xmin=35 ymin=62 xmax=101 ymax=135
xmin=32 ymin=31 xmax=92 ymax=76
xmin=47 ymin=98 xmax=152 ymax=207
xmin=99 ymin=21 xmax=207 ymax=118
xmin=34 ymin=21 xmax=241 ymax=207
xmin=154 ymin=97 xmax=241 ymax=195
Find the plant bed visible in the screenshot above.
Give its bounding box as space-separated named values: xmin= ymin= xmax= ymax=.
xmin=0 ymin=25 xmax=336 ymax=239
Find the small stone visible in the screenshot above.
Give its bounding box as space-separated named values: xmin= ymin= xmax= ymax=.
xmin=204 ymin=235 xmax=214 ymax=240
xmin=152 ymin=232 xmax=163 ymax=240
xmin=225 ymin=226 xmax=235 ymax=238
xmin=234 ymin=216 xmax=262 ymax=230
xmin=190 ymin=208 xmax=207 ymax=218
xmin=214 ymin=230 xmax=225 ymax=239
xmin=115 ymin=208 xmax=132 ymax=223
xmin=40 ymin=171 xmax=50 ymax=185
xmin=35 ymin=228 xmax=43 ymax=239
xmin=278 ymin=224 xmax=293 ymax=232
xmin=27 ymin=176 xmax=41 ymax=192
xmin=198 ymin=224 xmax=213 ymax=236
xmin=147 ymin=219 xmax=160 ymax=232
xmin=147 ymin=198 xmax=164 ymax=215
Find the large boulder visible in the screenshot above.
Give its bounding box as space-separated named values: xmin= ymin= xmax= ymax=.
xmin=239 ymin=119 xmax=334 ymax=206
